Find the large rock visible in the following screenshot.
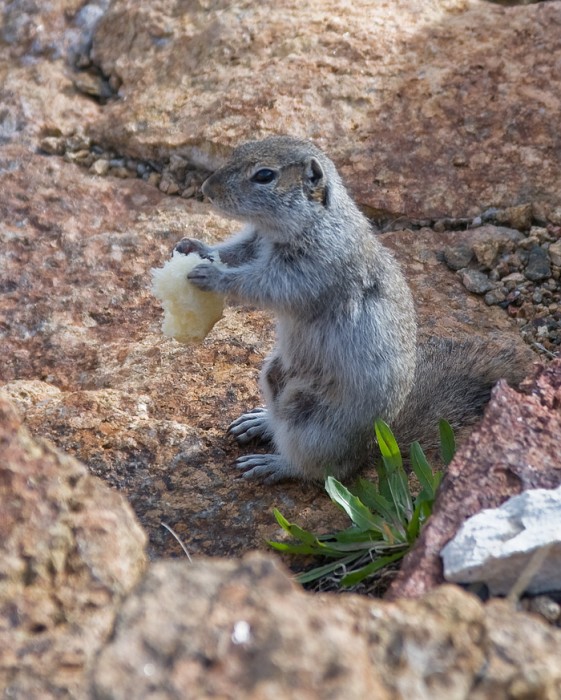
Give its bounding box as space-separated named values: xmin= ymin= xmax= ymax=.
xmin=86 ymin=0 xmax=561 ymax=218
xmin=441 ymin=485 xmax=561 ymax=595
xmin=0 ymin=396 xmax=147 ymax=699
xmin=0 ymin=156 xmax=534 ymax=559
xmin=389 ymin=359 xmax=561 ymax=599
xmin=0 ymin=0 xmax=102 ymax=146
xmin=91 ymin=552 xmax=561 ymax=699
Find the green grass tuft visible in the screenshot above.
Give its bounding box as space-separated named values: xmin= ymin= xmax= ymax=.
xmin=268 ymin=419 xmax=452 ymax=588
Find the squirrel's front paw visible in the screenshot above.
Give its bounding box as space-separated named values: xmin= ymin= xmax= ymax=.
xmin=187 ymin=262 xmax=222 ymax=291
xmin=174 ymin=237 xmax=213 ymax=260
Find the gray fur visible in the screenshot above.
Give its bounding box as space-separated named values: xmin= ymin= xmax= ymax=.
xmin=181 ymin=136 xmax=529 ymax=483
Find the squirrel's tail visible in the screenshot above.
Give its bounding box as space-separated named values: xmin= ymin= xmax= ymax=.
xmin=391 ymin=336 xmax=533 ymax=451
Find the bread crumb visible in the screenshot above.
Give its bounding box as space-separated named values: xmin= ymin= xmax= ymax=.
xmin=151 ymin=251 xmax=225 ymax=343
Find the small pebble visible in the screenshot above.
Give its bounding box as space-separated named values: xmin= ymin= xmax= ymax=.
xmin=459 ymin=268 xmax=494 ymax=294
xmin=484 ymin=289 xmax=506 ymax=306
xmin=90 ymin=159 xmax=110 ymax=176
xmin=524 ymin=246 xmax=551 ymax=281
xmin=473 ymin=240 xmax=500 ymax=269
xmin=443 ymin=245 xmax=474 ymax=271
xmin=524 ymin=595 xmax=561 ymax=624
xmin=39 ymin=136 xmax=66 ymax=156
xmin=548 ymin=240 xmax=561 ymax=266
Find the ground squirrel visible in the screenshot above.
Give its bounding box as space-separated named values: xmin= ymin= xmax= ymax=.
xmin=176 ymin=136 xmax=529 ymax=483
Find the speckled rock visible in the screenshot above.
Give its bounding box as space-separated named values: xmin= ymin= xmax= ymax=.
xmin=0 ymin=395 xmax=147 ymax=699
xmin=91 ymin=553 xmax=561 ymax=700
xmin=1 ymin=149 xmax=534 ymax=561
xmin=389 ymin=359 xmax=561 ymax=599
xmin=525 ymin=245 xmax=551 ymax=281
xmin=0 ymin=151 xmax=351 ymax=560
xmin=459 ymin=268 xmax=495 ymax=294
xmin=549 ymin=240 xmax=561 ymax=267
xmin=85 ymin=0 xmax=561 ymax=218
xmin=0 ymin=1 xmax=102 ymax=149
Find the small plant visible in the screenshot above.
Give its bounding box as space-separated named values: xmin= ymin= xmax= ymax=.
xmin=268 ymin=419 xmax=455 ymax=588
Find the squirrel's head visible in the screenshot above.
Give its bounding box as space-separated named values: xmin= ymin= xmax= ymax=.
xmin=201 ymin=136 xmax=344 ymax=238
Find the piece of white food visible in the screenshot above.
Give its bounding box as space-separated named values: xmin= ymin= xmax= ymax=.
xmin=151 ymin=250 xmax=225 ymax=343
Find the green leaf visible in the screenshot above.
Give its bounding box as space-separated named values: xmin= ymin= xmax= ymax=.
xmin=375 ymin=420 xmax=412 ymax=522
xmin=328 ymin=527 xmax=384 ymax=544
xmin=439 ymin=420 xmax=456 ymax=466
xmin=272 ymin=508 xmax=317 ymax=545
xmin=410 ymin=441 xmax=437 ymax=496
xmin=340 ymin=550 xmax=407 ymax=587
xmin=375 ymin=458 xmax=393 ymax=504
xmin=353 ymin=478 xmax=397 ymax=523
xmin=267 ymin=540 xmax=324 ymax=556
xmin=406 ymin=498 xmax=432 ymax=542
xmin=325 ymin=477 xmax=386 ymax=533
xmin=375 ymin=419 xmax=402 ymax=470
xmin=353 ymin=478 xmax=407 ymax=541
xmin=388 ymin=469 xmax=413 ymax=523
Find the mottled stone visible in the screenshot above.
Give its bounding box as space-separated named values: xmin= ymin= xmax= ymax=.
xmin=496 ymin=203 xmax=534 ymax=231
xmin=389 ymin=359 xmax=561 ymax=599
xmin=525 ymin=245 xmax=552 ymax=281
xmin=549 ymin=240 xmax=561 ymax=266
xmin=443 ymin=243 xmax=474 ymax=271
xmin=459 ymin=268 xmax=495 ymax=294
xmin=91 ymin=553 xmax=561 ymax=700
xmin=86 ymin=0 xmax=561 ymax=218
xmin=0 ymin=396 xmax=147 ymax=699
xmin=473 ymin=239 xmax=500 ymax=269
xmin=484 ymin=289 xmax=506 ymax=306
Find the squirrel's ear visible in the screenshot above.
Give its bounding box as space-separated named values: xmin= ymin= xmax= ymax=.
xmin=304 ymin=157 xmax=329 ymax=206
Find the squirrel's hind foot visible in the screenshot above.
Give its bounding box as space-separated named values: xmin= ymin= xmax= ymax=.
xmin=234 ymin=453 xmax=299 ymax=484
xmin=228 ymin=407 xmax=273 ymax=444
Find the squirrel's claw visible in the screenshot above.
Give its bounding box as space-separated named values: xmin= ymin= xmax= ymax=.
xmin=174 ymin=237 xmax=213 ymax=260
xmin=187 ymin=262 xmax=220 ymax=291
xmin=234 ymin=454 xmax=297 ymax=484
xmin=228 ymin=407 xmax=272 ymax=444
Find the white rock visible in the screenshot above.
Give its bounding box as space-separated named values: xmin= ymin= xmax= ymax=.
xmin=441 ymin=486 xmax=561 ymax=596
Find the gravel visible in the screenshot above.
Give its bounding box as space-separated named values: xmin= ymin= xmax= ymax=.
xmin=445 ymin=225 xmax=561 ymax=358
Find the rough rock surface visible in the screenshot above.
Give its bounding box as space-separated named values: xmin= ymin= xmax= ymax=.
xmin=85 ymin=0 xmax=561 ymax=219
xmin=444 ymin=223 xmax=561 ymax=356
xmin=0 ymin=396 xmax=147 ymax=699
xmin=389 ymin=359 xmax=561 ymax=599
xmin=1 ymin=1 xmax=561 ymax=694
xmin=0 ymin=0 xmax=552 ymax=563
xmin=442 ymin=485 xmax=561 ymax=595
xmin=91 ymin=552 xmax=561 ymax=700
xmin=0 ymin=182 xmax=534 ymax=560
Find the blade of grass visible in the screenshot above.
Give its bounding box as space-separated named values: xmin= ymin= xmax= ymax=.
xmin=325 ymin=477 xmax=386 ymax=534
xmin=439 ymin=419 xmax=456 ymax=466
xmin=324 ymin=526 xmax=384 ymax=544
xmin=406 ymin=497 xmax=433 ymax=542
xmin=410 ymin=441 xmax=437 ymax=496
xmin=267 ymin=540 xmax=326 ymax=556
xmin=375 ymin=419 xmax=402 ymax=470
xmin=353 ymin=478 xmax=401 ymax=525
xmin=375 ymin=420 xmax=412 ymax=522
xmin=273 ymin=508 xmax=317 ymax=546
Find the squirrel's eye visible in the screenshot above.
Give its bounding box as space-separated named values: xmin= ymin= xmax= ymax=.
xmin=250 ymin=168 xmax=276 ymax=184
